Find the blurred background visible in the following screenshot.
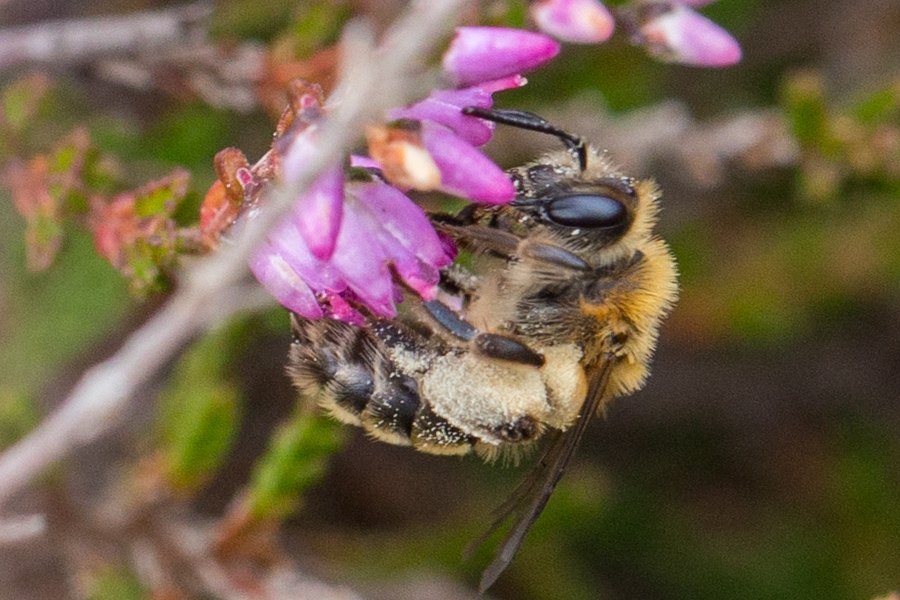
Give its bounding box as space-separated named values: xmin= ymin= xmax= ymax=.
xmin=1 ymin=1 xmax=900 ymax=599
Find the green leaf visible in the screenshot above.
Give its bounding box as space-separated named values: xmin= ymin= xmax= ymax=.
xmin=850 ymin=84 xmax=900 ymax=126
xmin=158 ymin=333 xmax=241 ymax=491
xmin=290 ymin=1 xmax=352 ymax=55
xmin=133 ymin=169 xmax=190 ymax=218
xmin=247 ymin=411 xmax=344 ymax=520
xmin=782 ymin=72 xmax=830 ymax=147
xmin=1 ymin=74 xmax=51 ymax=134
xmin=0 ymin=389 xmax=38 ymax=450
xmin=87 ymin=568 xmax=146 ymax=600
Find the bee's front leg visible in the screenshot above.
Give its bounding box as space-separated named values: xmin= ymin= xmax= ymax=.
xmin=437 ymin=222 xmax=591 ymax=272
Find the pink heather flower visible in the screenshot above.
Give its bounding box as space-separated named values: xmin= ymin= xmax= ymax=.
xmin=530 ymin=0 xmax=615 ymax=44
xmin=419 ymin=121 xmax=516 ymax=203
xmin=376 ymin=74 xmax=525 ymax=203
xmin=278 ymin=120 xmax=344 ymax=261
xmin=442 ymin=27 xmax=560 ymax=86
xmin=349 ymin=180 xmax=449 ymax=274
xmin=291 ymin=164 xmax=344 ymax=261
xmin=249 ymin=246 xmax=324 ymax=320
xmin=635 ymin=3 xmax=741 ymax=66
xmin=671 ymin=0 xmax=717 ymax=6
xmin=389 ymin=76 xmax=526 ymax=147
xmin=249 ymin=27 xmax=563 ymax=322
xmin=250 ymin=174 xmax=454 ymax=322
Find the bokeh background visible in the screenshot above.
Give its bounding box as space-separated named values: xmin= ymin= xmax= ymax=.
xmin=1 ymin=1 xmax=899 ymax=599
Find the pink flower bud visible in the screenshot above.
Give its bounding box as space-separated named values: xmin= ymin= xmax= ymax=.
xmin=530 ymin=0 xmax=615 ymax=44
xmin=638 ymin=4 xmax=741 ymax=66
xmin=442 ymin=27 xmax=560 ymax=86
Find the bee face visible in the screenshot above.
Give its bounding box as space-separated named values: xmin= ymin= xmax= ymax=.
xmin=288 ymin=110 xmax=678 ymax=589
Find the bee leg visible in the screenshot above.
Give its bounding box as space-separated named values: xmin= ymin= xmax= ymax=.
xmin=520 ymin=240 xmax=591 ymax=272
xmin=423 ymin=300 xmax=477 ymax=340
xmin=423 ymin=300 xmax=545 ymax=367
xmin=437 ymin=223 xmax=591 ymax=272
xmin=472 ymin=333 xmax=545 ymax=367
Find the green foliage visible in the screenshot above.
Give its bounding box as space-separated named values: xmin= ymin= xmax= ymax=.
xmin=288 ymin=1 xmax=352 ymax=56
xmin=0 ymin=389 xmax=38 ymax=450
xmin=0 ymin=73 xmax=52 ymax=154
xmin=783 ymin=72 xmax=900 ymax=203
xmin=145 ymin=102 xmax=234 ymax=169
xmin=0 ymin=221 xmax=130 ymax=393
xmin=158 ymin=330 xmax=241 ymax=492
xmin=247 ymin=410 xmax=344 ymax=520
xmin=86 ymin=568 xmax=146 ymax=600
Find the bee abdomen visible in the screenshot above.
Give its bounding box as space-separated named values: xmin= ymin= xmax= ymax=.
xmin=363 ymin=372 xmax=420 ymax=441
xmin=288 ymin=317 xmax=377 ymax=418
xmin=288 ymin=316 xmax=474 ymax=455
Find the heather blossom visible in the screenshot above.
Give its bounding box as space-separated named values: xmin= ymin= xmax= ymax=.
xmin=530 ymin=0 xmax=741 ymax=67
xmin=245 ymin=13 xmax=740 ymax=322
xmin=625 ymin=1 xmax=742 ymax=66
xmin=248 ymin=27 xmax=559 ymax=322
xmin=529 ymin=0 xmax=616 ymax=44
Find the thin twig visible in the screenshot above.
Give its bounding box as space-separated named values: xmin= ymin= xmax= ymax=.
xmin=0 ymin=513 xmax=46 ymax=545
xmin=148 ymin=516 xmax=366 ymax=600
xmin=0 ymin=2 xmax=213 ymax=69
xmin=0 ymin=0 xmax=472 ymax=511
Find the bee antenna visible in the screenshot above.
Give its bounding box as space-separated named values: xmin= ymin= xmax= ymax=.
xmin=462 ymin=107 xmax=587 ymax=171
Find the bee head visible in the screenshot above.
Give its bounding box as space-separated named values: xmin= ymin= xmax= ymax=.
xmin=458 ymin=107 xmax=662 ymax=263
xmin=513 ymin=157 xmax=637 ymax=231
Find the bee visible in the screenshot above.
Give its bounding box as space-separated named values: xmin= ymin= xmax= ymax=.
xmin=288 ymin=108 xmax=678 ymax=591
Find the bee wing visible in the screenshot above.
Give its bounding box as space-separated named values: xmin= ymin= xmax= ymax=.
xmin=468 ymin=356 xmax=614 ymax=593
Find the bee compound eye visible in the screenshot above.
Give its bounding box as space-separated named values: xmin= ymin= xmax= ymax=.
xmin=546 ymin=194 xmax=627 ymax=229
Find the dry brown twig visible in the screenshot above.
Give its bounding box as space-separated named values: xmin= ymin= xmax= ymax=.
xmin=0 ymin=2 xmax=213 ymax=69
xmin=0 ymin=0 xmax=472 ymax=515
xmin=0 ymin=1 xmax=267 ymax=111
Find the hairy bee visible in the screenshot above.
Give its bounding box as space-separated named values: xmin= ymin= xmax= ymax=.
xmin=288 ymin=108 xmax=678 ymax=590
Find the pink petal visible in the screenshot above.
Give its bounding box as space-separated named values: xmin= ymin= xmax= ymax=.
xmin=530 ymin=0 xmax=615 ymax=44
xmin=388 ymin=77 xmax=527 ymax=147
xmin=290 ymin=164 xmax=345 ymax=260
xmin=390 ymin=87 xmax=495 ymax=147
xmin=350 ymin=154 xmax=382 ymax=170
xmin=320 ymin=291 xmax=367 ymax=326
xmin=476 ymin=74 xmax=528 ymax=95
xmin=421 ymin=122 xmax=516 ymax=203
xmin=249 ymin=244 xmax=324 ymax=319
xmin=278 ymin=123 xmax=346 ymax=260
xmin=266 ymin=219 xmax=347 ymax=293
xmin=329 ymin=199 xmax=398 ymax=318
xmin=442 ymin=27 xmax=560 ymax=86
xmin=350 ymin=181 xmax=452 ymax=268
